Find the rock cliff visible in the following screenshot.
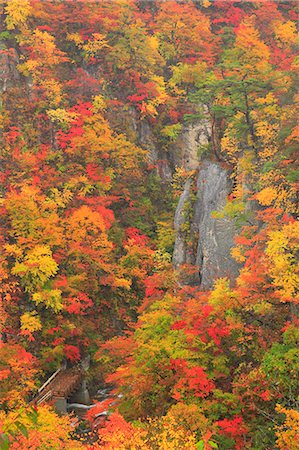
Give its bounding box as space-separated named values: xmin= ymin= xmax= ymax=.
xmin=173 ymin=159 xmax=239 ymax=289
xmin=171 ymin=119 xmax=211 ymax=171
xmin=194 ymin=160 xmax=239 ymax=288
xmin=0 ymin=44 xmax=20 ymax=97
xmin=128 ymin=113 xmax=239 ymax=290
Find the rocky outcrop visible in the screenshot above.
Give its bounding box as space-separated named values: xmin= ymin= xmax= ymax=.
xmin=138 ymin=118 xmax=172 ymax=180
xmin=138 ymin=119 xmax=158 ymax=163
xmin=0 ymin=45 xmax=20 ymax=96
xmin=173 ymin=160 xmax=240 ymax=289
xmin=172 ymin=119 xmax=211 ymax=171
xmin=173 ymin=178 xmax=193 ymax=268
xmin=194 ymin=161 xmax=239 ymax=289
xmin=108 ymin=106 xmax=238 ymax=289
xmin=107 ymin=107 xmax=173 ymax=180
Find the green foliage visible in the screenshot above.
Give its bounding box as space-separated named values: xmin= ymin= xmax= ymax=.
xmin=212 ymin=199 xmax=251 ymax=228
xmin=0 ymin=31 xmax=13 ymax=41
xmin=262 ymin=328 xmax=299 ymax=401
xmin=160 ymin=123 xmax=182 ymax=141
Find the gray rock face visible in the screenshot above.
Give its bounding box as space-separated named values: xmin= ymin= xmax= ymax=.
xmin=107 ymin=106 xmax=173 ymax=181
xmin=194 ymin=161 xmax=239 ymax=289
xmin=173 ymin=178 xmax=192 ymax=268
xmin=138 ymin=120 xmax=158 ymax=163
xmin=173 ymin=160 xmax=239 ymax=289
xmin=138 ymin=119 xmax=172 ymax=180
xmin=0 ymin=45 xmax=20 ymax=97
xmin=172 ymin=119 xmax=211 ymax=171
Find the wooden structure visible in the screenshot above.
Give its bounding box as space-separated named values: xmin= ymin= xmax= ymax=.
xmin=31 ymin=367 xmax=84 ymax=412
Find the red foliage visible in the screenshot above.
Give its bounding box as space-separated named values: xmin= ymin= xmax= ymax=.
xmin=171 ymin=359 xmax=215 ymax=400
xmin=125 ymin=227 xmax=150 ymax=246
xmin=143 ymin=274 xmax=164 ymax=301
xmin=212 ymin=3 xmax=245 ymax=27
xmin=171 ymin=320 xmax=187 ymax=330
xmin=4 ymin=127 xmax=21 ymax=145
xmin=86 ymin=398 xmax=115 ymax=426
xmin=217 ymin=416 xmax=247 ymax=449
xmin=64 ymin=345 xmax=80 ymax=362
xmin=65 ymin=293 xmax=94 ymax=315
xmin=207 ymin=319 xmax=230 ymax=346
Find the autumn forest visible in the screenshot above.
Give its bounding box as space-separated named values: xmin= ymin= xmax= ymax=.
xmin=0 ymin=0 xmax=298 ymax=449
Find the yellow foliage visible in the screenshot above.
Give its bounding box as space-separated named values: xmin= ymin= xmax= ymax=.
xmin=148 ymin=35 xmax=159 ymax=52
xmin=231 ymin=245 xmax=246 ymax=263
xmin=4 ymin=244 xmax=23 ymax=258
xmin=237 ymin=151 xmax=255 ymax=178
xmin=113 ymin=278 xmax=132 ymax=290
xmin=5 ymin=0 xmax=32 ymax=30
xmin=66 ymin=32 xmax=84 ymax=46
xmin=252 ymin=301 xmax=273 ymax=316
xmin=256 ymin=187 xmax=278 ymax=206
xmin=100 ymin=423 xmax=148 ymax=450
xmin=255 ymin=120 xmax=279 ymax=160
xmin=99 ymin=410 xmax=199 ymax=450
xmin=156 ymin=218 xmax=175 ymax=249
xmin=274 ymin=21 xmax=297 ymax=47
xmin=146 ymin=413 xmax=198 ymax=449
xmin=18 ymin=30 xmax=67 ymax=76
xmin=234 ymin=17 xmax=271 ymax=75
xmin=18 ymin=59 xmax=39 ymax=76
xmin=286 ymin=124 xmax=299 ymax=145
xmin=73 ymin=112 xmax=112 ymax=156
xmin=17 ymin=30 xmax=67 ymax=106
xmin=0 ymin=405 xmax=83 ymax=449
xmin=161 ymin=123 xmax=182 ymax=140
xmin=165 ymin=402 xmax=211 ymax=434
xmin=20 ymin=311 xmax=42 ymax=333
xmin=266 ymin=221 xmax=299 ymax=301
xmin=82 ymin=33 xmax=109 ymax=57
xmin=255 ymin=93 xmax=280 ymax=114
xmin=41 ymin=79 xmax=64 ymax=106
xmin=67 ymin=31 xmax=109 ymax=57
xmin=12 ymin=246 xmax=59 ymax=292
xmin=93 ymin=95 xmax=107 ymax=111
xmin=221 ymin=128 xmax=239 ymax=163
xmin=210 ymin=278 xmax=238 ymax=311
xmin=143 ymin=75 xmax=168 ymax=117
xmin=47 ymin=108 xmax=78 ymax=125
xmin=32 ymin=29 xmax=66 ymax=66
xmin=67 ymin=205 xmax=107 ymax=240
xmin=48 ymin=187 xmax=73 ymax=208
xmin=275 ymin=404 xmax=299 ymax=450
xmin=109 ymin=135 xmax=146 ymax=178
xmin=154 ymin=249 xmax=172 ymax=270
xmin=260 ymin=171 xmax=296 ymax=214
xmin=169 ymin=62 xmax=207 ymax=91
xmin=171 ymin=167 xmax=193 ymax=194
xmin=32 ymin=289 xmax=62 ymax=312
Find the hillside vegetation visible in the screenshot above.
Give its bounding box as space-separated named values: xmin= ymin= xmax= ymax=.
xmin=0 ymin=1 xmax=298 ymax=449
